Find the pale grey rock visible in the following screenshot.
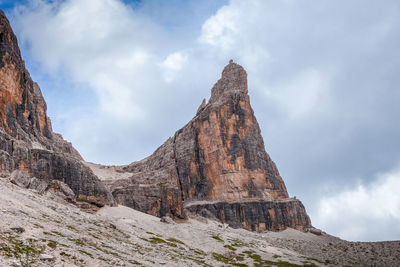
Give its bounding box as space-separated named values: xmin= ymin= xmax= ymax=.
xmin=160 ymin=216 xmax=175 ymax=224
xmin=46 ymin=180 xmax=76 ymax=204
xmin=28 ymin=177 xmax=48 ymax=194
xmin=10 ymin=170 xmax=31 ymax=188
xmin=307 ymin=227 xmax=323 ymax=236
xmin=10 ymin=227 xmax=24 ymax=233
xmin=39 ymin=254 xmax=54 ymax=261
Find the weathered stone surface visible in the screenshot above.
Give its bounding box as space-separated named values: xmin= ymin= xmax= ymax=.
xmin=185 ymin=199 xmax=311 ymax=231
xmin=0 ymin=11 xmax=51 ymax=141
xmin=10 ymin=169 xmax=30 ymax=188
xmin=174 ymin=61 xmax=288 ymax=201
xmin=306 ymin=227 xmax=323 ymax=236
xmin=39 ymin=254 xmax=54 ymax=261
xmin=0 ymin=11 xmax=114 ymax=209
xmin=1 ymin=9 xmax=310 ymax=231
xmin=160 ymin=216 xmax=175 ymax=224
xmin=106 ymin=60 xmax=311 ymax=231
xmin=10 ymin=227 xmax=25 ymax=233
xmin=111 ymin=184 xmax=184 ymax=218
xmin=28 ymin=177 xmax=48 ymax=193
xmin=46 ymin=180 xmax=76 ymax=204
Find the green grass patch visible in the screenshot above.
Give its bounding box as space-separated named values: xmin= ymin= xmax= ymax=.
xmin=167 ymin=238 xmax=185 ymax=245
xmin=0 ymin=237 xmax=44 ymax=267
xmin=68 ymin=238 xmax=84 ymax=246
xmin=189 ymin=248 xmax=206 ymax=255
xmin=51 ymin=230 xmax=65 ymax=237
xmin=149 ymin=237 xmax=177 ymax=247
xmin=60 ymin=251 xmax=71 ymax=257
xmin=185 ymin=256 xmax=211 ymax=266
xmin=224 ymin=244 xmax=237 ymax=251
xmin=212 ymin=252 xmax=231 ymax=264
xmin=33 ymin=223 xmax=44 ymax=229
xmin=47 ymin=240 xmax=57 ymax=249
xmin=228 ymin=239 xmax=249 ymax=248
xmin=149 ymin=237 xmax=167 ymax=244
xmin=89 ymin=233 xmax=100 ymax=239
xmin=243 ymin=250 xmax=306 ymax=267
xmin=212 ymin=235 xmax=223 ymax=242
xmin=78 ymin=249 xmax=93 ymax=258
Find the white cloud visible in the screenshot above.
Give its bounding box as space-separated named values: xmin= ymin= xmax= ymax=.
xmin=199 ymin=3 xmax=240 ymax=50
xmin=13 ymin=0 xmax=161 ymax=121
xmin=313 ymin=166 xmax=400 ymax=241
xmin=160 ymin=51 xmax=188 ymax=83
xmin=268 ymin=68 xmax=332 ymax=119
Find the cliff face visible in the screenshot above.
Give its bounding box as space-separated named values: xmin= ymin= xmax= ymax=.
xmin=0 ymin=10 xmax=310 ymax=231
xmin=0 ymin=11 xmax=114 ymax=208
xmin=174 ymin=61 xmax=288 ymax=201
xmin=108 ymin=61 xmax=311 ymax=231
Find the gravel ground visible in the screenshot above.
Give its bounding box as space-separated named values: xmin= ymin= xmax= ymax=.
xmin=0 ymin=177 xmax=399 ymax=267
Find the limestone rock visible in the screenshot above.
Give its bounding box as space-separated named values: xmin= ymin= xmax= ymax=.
xmin=10 ymin=227 xmax=24 ymax=233
xmin=39 ymin=254 xmax=54 ymax=261
xmin=0 ymin=11 xmax=114 ymax=209
xmin=28 ymin=177 xmax=48 ymax=194
xmin=10 ymin=170 xmax=30 ymax=188
xmin=160 ymin=216 xmax=175 ymax=224
xmin=107 ymin=60 xmax=311 ymax=231
xmin=46 ymin=180 xmax=76 ymax=204
xmin=0 ymin=9 xmax=310 ymax=232
xmin=185 ymin=199 xmax=311 ymax=231
xmin=306 ymin=227 xmax=323 ymax=236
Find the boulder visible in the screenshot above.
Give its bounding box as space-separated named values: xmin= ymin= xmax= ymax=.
xmin=10 ymin=170 xmax=31 ymax=188
xmin=46 ymin=180 xmax=76 ymax=204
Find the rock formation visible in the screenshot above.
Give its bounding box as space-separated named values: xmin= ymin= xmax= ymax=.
xmin=107 ymin=61 xmax=311 ymax=231
xmin=0 ymin=10 xmax=114 ymax=209
xmin=0 ymin=10 xmax=310 ymax=231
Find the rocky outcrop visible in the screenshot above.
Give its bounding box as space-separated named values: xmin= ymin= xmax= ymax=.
xmin=185 ymin=199 xmax=311 ymax=231
xmin=107 ymin=137 xmax=185 ymax=219
xmin=107 ymin=60 xmax=311 ymax=231
xmin=0 ymin=10 xmax=114 ymax=208
xmin=0 ymin=9 xmax=310 ymax=231
xmin=173 ymin=60 xmax=289 ymax=201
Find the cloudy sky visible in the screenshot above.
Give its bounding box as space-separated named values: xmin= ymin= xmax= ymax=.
xmin=1 ymin=0 xmax=399 ymax=242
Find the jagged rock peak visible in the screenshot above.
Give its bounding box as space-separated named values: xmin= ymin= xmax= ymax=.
xmin=107 ymin=58 xmax=311 ymax=231
xmin=0 ymin=10 xmax=53 ymax=139
xmin=0 ymin=10 xmax=114 ymax=209
xmin=210 ymin=60 xmax=248 ymax=104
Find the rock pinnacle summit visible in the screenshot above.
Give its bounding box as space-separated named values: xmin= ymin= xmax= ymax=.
xmin=1 ymin=10 xmax=310 ymax=231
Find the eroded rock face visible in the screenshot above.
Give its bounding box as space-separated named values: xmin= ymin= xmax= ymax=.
xmin=0 ymin=11 xmax=51 ymax=140
xmin=0 ymin=11 xmax=114 ymax=208
xmin=185 ymin=199 xmax=311 ymax=231
xmin=1 ymin=9 xmax=310 ymax=231
xmin=108 ymin=61 xmax=311 ymax=231
xmin=174 ymin=61 xmax=288 ymax=201
xmin=108 ymin=137 xmax=185 ymax=219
